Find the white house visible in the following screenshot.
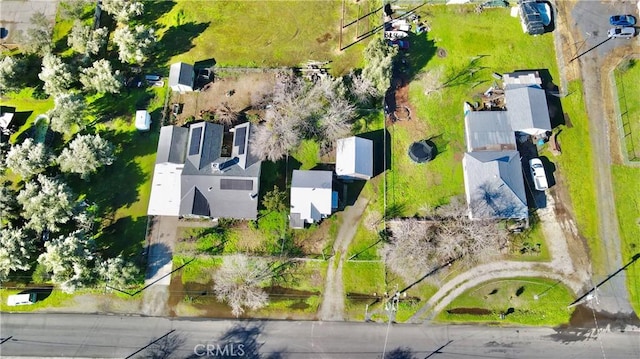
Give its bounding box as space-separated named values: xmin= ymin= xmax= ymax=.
xmin=336 ymin=136 xmax=374 ymax=180
xmin=135 ymin=110 xmax=151 ymax=131
xmin=289 ymin=170 xmax=336 ymax=229
xmin=168 ymin=62 xmax=194 ymax=93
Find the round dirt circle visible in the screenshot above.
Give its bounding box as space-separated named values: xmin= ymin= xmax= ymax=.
xmin=394 ymin=106 xmax=411 ymax=121
xmin=437 ymin=48 xmax=448 ymax=58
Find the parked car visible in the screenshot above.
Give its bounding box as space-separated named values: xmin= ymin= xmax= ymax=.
xmin=529 ymin=158 xmax=549 ymax=191
xmin=609 ymin=15 xmax=636 ymax=27
xmin=607 ymin=27 xmax=636 ymax=39
xmin=7 ymin=293 xmax=37 ymax=306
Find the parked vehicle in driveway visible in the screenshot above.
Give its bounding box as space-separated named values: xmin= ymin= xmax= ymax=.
xmin=529 ymin=158 xmax=548 ymax=191
xmin=607 ymin=27 xmax=636 ymax=39
xmin=609 ymin=14 xmax=636 ymax=27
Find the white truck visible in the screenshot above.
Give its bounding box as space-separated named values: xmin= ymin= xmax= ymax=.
xmin=7 ymin=293 xmax=37 ymax=306
xmin=529 ymin=158 xmax=549 ymax=191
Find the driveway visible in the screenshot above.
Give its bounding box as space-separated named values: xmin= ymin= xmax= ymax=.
xmin=0 ymin=0 xmax=58 ymax=45
xmin=141 ymin=215 xmax=179 ymax=316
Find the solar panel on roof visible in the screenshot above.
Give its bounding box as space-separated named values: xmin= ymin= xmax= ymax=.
xmin=220 ymin=178 xmax=253 ymax=190
xmin=234 ymin=127 xmax=247 ymax=155
xmin=189 ymin=127 xmax=202 ymax=155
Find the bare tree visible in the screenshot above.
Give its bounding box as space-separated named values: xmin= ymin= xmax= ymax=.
xmin=319 ymin=96 xmax=355 ymax=154
xmin=213 ymin=254 xmax=271 ymax=317
xmin=250 ymin=112 xmax=302 ymax=162
xmin=214 ymin=102 xmax=239 ymax=126
xmin=419 ymin=67 xmax=445 ymax=97
xmin=348 ymin=71 xmax=378 ymax=105
xmin=384 ymin=200 xmax=508 ymax=283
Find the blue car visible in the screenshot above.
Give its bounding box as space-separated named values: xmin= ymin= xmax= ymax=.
xmin=609 ymin=15 xmax=636 ymax=27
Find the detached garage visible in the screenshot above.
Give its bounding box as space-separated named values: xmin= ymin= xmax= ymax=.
xmin=336 ymin=136 xmax=373 ymax=180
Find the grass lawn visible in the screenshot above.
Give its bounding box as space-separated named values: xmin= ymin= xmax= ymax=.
xmin=436 ymin=277 xmax=575 ymax=326
xmin=343 ymin=261 xmax=385 ymax=295
xmin=611 ymin=165 xmax=640 ymax=315
xmin=547 ymin=80 xmax=601 ymax=273
xmin=173 ymin=255 xmax=221 ymax=284
xmin=154 ymin=0 xmax=371 ymax=75
xmin=347 ymin=220 xmax=382 ymax=260
xmin=506 ymin=218 xmax=551 ymax=262
xmin=614 ymin=60 xmax=640 ymax=160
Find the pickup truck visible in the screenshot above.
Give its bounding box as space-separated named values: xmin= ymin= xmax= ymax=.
xmin=529 ymin=158 xmax=548 ymax=191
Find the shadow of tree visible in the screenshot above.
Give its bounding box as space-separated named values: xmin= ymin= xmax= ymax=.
xmin=144 ymin=242 xmax=172 ymax=281
xmin=155 ymin=21 xmax=211 ymax=66
xmin=385 ymin=346 xmax=416 ymax=359
xmin=136 ymin=331 xmax=186 ymax=359
xmin=97 ymin=215 xmax=147 ymax=258
xmin=141 ymin=0 xmax=177 ymax=26
xmin=89 ymin=89 xmax=155 ymax=123
xmin=19 ymin=286 xmax=53 ymax=302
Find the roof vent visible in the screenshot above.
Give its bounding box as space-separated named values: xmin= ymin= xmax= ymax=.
xmin=211 ymin=162 xmax=221 ymax=172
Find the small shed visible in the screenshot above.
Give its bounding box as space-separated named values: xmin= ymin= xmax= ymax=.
xmin=169 ymin=62 xmax=194 ymax=93
xmin=290 ymin=170 xmax=336 ymax=228
xmin=336 ymin=136 xmax=374 ymax=180
xmin=135 ymin=110 xmax=151 ymax=131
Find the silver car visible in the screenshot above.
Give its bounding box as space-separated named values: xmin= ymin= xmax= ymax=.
xmin=607 ymin=27 xmax=636 ymax=39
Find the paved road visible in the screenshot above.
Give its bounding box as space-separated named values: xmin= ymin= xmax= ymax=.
xmin=567 ymin=0 xmax=637 ymax=315
xmin=1 ymin=313 xmax=639 ymax=358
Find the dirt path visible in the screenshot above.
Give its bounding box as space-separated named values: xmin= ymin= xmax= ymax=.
xmin=318 ymin=197 xmax=368 ymax=321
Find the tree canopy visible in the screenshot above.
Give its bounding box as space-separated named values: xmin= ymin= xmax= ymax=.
xmin=80 ymin=59 xmax=122 ymax=94
xmin=57 ymin=134 xmax=115 ymax=179
xmin=17 ymin=175 xmax=76 ymax=234
xmin=38 ymin=230 xmax=95 ymax=293
xmin=213 ymin=254 xmax=271 ymax=317
xmin=39 ymin=53 xmax=74 ymax=96
xmin=48 ymin=93 xmax=87 ymax=135
xmin=5 ymin=138 xmax=52 ymax=179
xmin=113 ymin=25 xmax=155 ymax=64
xmin=0 ymin=227 xmax=35 ymax=282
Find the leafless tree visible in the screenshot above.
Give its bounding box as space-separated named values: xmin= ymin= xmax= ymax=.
xmin=319 ymin=96 xmax=355 ymax=154
xmin=213 ymin=254 xmax=271 ymax=317
xmin=348 ymin=72 xmax=378 ymax=105
xmin=418 ymin=67 xmax=445 ymax=97
xmin=384 ymin=200 xmax=509 ymax=283
xmin=214 ymin=102 xmax=239 ymax=126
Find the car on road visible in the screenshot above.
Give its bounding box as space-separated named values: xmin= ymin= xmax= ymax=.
xmin=607 ymin=26 xmax=636 ymax=39
xmin=609 ymin=14 xmax=636 ymax=27
xmin=529 ymin=158 xmax=549 ymax=191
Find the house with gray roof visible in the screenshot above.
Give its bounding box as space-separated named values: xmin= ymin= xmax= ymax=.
xmin=504 ymin=85 xmax=551 ymax=136
xmin=148 ymin=121 xmax=261 ymax=219
xmin=464 ymin=111 xmax=516 ymax=152
xmin=289 ymin=170 xmax=337 ymax=229
xmin=169 ymin=62 xmax=194 ymax=93
xmin=462 ymin=151 xmax=528 ymax=220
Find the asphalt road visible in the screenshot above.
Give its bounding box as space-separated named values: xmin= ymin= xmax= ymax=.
xmin=1 ymin=313 xmax=639 ymax=358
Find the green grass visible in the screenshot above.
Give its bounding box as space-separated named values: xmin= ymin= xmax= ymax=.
xmin=293 ymin=139 xmax=321 ymax=170
xmin=611 ymin=165 xmax=640 ymax=315
xmin=436 ymin=277 xmax=575 ymax=326
xmin=614 ymin=60 xmax=640 ymax=160
xmin=282 ymin=260 xmax=327 ymax=293
xmin=173 ymin=255 xmax=221 ymax=284
xmin=343 ymin=261 xmax=385 ymax=295
xmin=507 ymin=219 xmax=551 ymax=262
xmin=155 ymin=0 xmax=370 ymax=75
xmin=253 ymin=295 xmax=321 ymax=318
xmin=347 ymin=219 xmax=381 ymax=260
xmin=549 ymin=80 xmax=601 ymax=273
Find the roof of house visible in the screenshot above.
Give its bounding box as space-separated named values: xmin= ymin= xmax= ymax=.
xmin=290 ymin=170 xmax=333 ymax=224
xmin=464 ymin=111 xmax=516 ymax=152
xmin=336 ymin=136 xmax=374 ymax=179
xmin=462 ymin=151 xmax=528 ymax=219
xmin=149 ymin=122 xmax=261 ymax=219
xmin=505 ymin=86 xmax=551 ymax=132
xmin=169 ymin=62 xmax=194 ymax=88
xmin=156 ymin=126 xmax=189 ymax=164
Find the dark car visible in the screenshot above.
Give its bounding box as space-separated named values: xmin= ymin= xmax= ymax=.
xmin=609 ymin=15 xmax=636 ymax=27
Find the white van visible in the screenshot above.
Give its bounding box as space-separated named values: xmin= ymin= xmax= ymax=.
xmin=7 ymin=293 xmax=37 ymax=306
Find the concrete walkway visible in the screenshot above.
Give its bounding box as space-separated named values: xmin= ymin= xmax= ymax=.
xmin=319 ymin=197 xmax=368 ymax=321
xmin=141 ymin=216 xmax=179 ymax=316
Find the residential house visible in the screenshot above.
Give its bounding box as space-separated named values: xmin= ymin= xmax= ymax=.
xmin=289 ymin=170 xmax=337 ymax=229
xmin=148 ymin=121 xmax=262 ymax=220
xmin=504 ymin=85 xmax=552 ymax=136
xmin=169 ymin=62 xmax=194 ymax=93
xmin=464 ymin=111 xmax=516 ymax=152
xmin=462 ymin=151 xmax=528 ymax=220
xmin=335 ymin=136 xmax=374 ymax=180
